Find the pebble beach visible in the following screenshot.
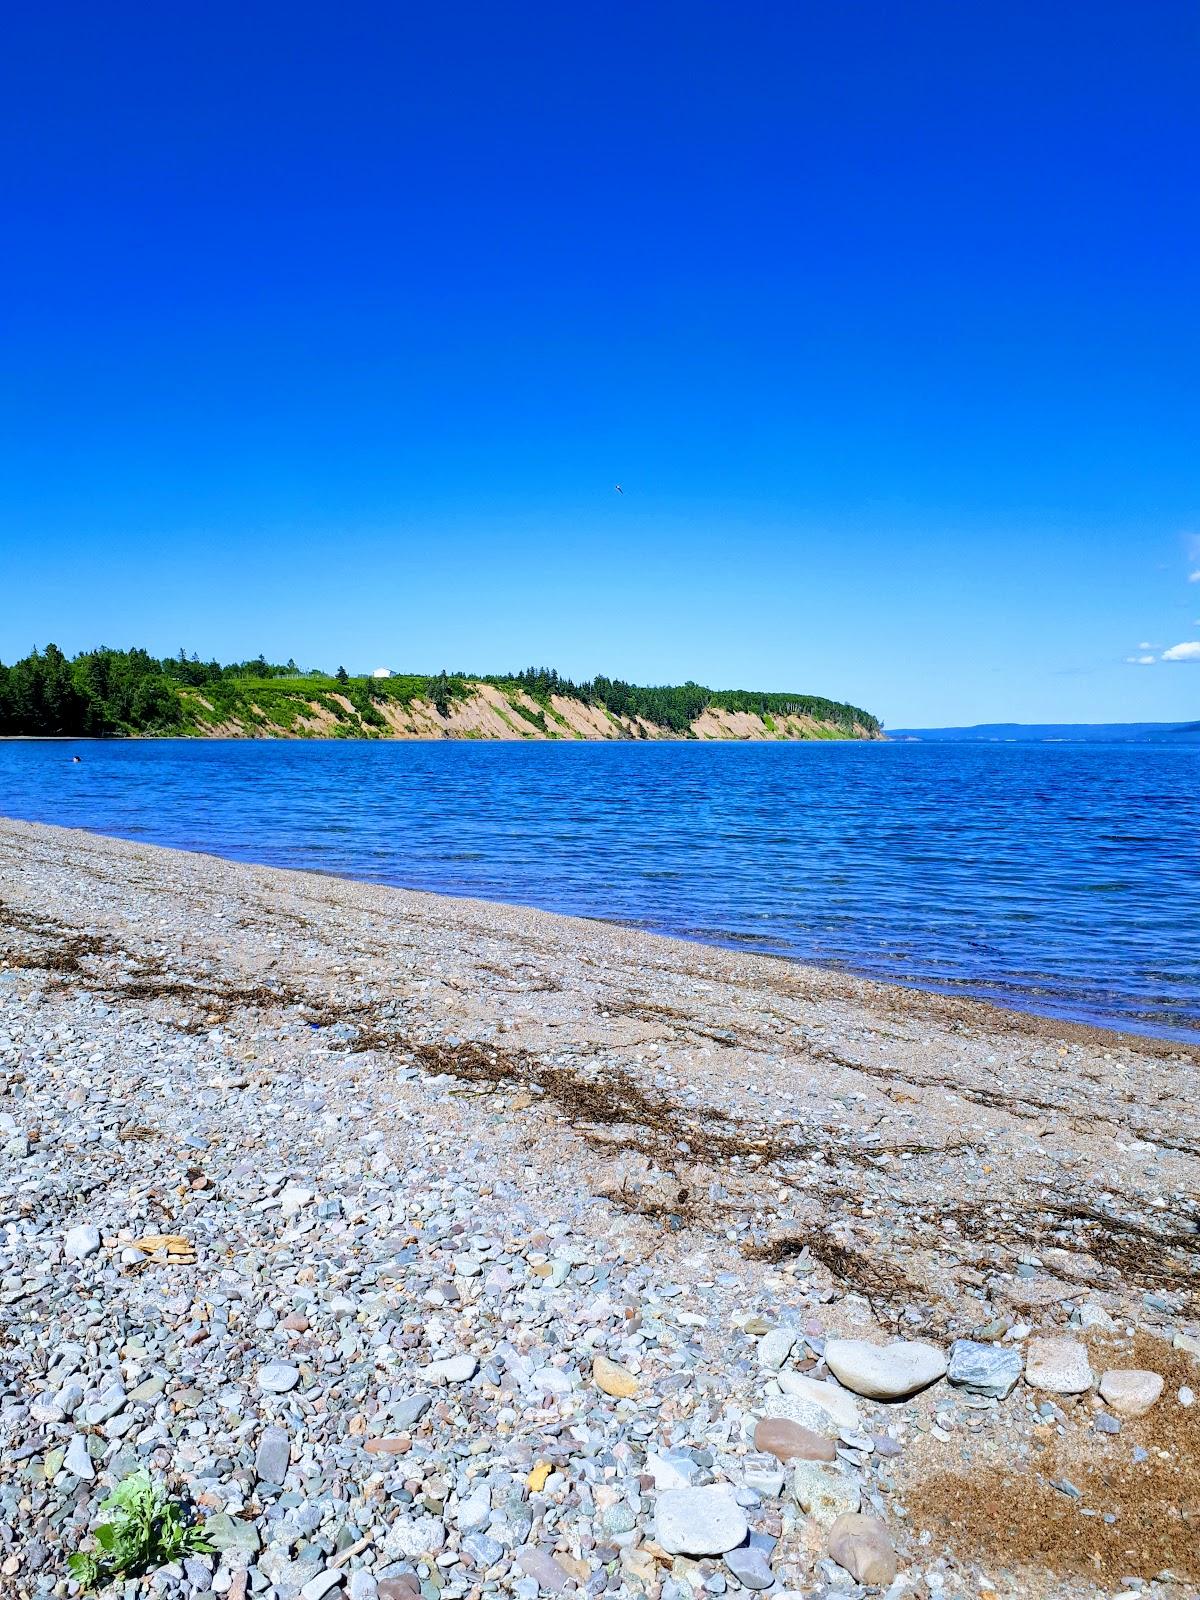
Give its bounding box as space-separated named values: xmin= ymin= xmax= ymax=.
xmin=1 ymin=817 xmax=1197 ymax=1600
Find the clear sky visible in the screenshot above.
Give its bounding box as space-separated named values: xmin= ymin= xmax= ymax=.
xmin=2 ymin=2 xmax=1197 ymax=727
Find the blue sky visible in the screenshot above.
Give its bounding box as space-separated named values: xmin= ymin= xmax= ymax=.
xmin=1 ymin=2 xmax=1197 ymax=726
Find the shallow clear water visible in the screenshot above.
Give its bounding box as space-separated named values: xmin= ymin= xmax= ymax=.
xmin=2 ymin=738 xmax=1197 ymax=1041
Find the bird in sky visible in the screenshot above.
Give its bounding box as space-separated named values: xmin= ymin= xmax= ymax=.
xmin=613 ymin=483 xmax=623 ymax=494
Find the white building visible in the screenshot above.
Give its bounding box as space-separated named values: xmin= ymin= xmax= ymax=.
xmin=371 ymin=667 xmax=394 ymax=679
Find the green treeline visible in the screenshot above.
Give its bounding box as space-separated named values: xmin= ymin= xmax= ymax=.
xmin=495 ymin=667 xmax=879 ymax=735
xmin=0 ymin=645 xmax=879 ymax=738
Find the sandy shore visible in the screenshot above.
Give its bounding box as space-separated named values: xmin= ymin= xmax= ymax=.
xmin=0 ymin=818 xmax=1196 ymax=1599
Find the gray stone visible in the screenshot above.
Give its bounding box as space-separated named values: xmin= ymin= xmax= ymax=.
xmin=204 ymin=1514 xmax=262 ymax=1555
xmin=300 ymin=1570 xmax=344 ymax=1600
xmin=464 ymin=1533 xmax=504 ymax=1567
xmin=654 ymin=1487 xmax=749 ymax=1556
xmin=257 ymin=1362 xmax=301 ymax=1394
xmin=64 ymin=1434 xmax=94 ymax=1481
xmin=515 ymin=1548 xmax=570 ymax=1592
xmin=947 ymin=1339 xmax=1023 ymax=1399
xmin=391 ymin=1392 xmax=432 ymax=1428
xmin=723 ymin=1546 xmax=774 ymax=1589
xmin=255 ymin=1425 xmax=291 ymax=1484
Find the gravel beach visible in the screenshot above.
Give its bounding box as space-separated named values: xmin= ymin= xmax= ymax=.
xmin=1 ymin=818 xmax=1197 ymax=1600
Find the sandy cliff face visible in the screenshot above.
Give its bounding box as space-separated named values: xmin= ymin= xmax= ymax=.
xmin=181 ymin=682 xmax=882 ymax=741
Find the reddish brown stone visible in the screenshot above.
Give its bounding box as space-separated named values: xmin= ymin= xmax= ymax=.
xmin=364 ymin=1434 xmax=411 ymax=1455
xmin=753 ymin=1415 xmax=836 ymax=1462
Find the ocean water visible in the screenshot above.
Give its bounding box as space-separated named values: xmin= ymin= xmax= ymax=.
xmin=2 ymin=737 xmax=1197 ymax=1042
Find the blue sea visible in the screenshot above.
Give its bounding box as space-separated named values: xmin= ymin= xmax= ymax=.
xmin=2 ymin=738 xmax=1197 ymax=1042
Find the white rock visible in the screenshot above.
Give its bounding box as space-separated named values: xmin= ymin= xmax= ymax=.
xmin=1075 ymin=1302 xmax=1116 ymax=1332
xmin=758 ymin=1328 xmax=797 ymax=1370
xmin=1098 ymin=1369 xmax=1163 ymax=1417
xmin=453 ymin=1486 xmax=492 ymax=1533
xmin=654 ymin=1487 xmax=749 ymax=1556
xmin=645 ymin=1450 xmax=698 ymax=1490
xmin=775 ymin=1372 xmax=861 ymax=1429
xmin=791 ymin=1461 xmax=862 ymax=1526
xmin=64 ymin=1225 xmax=101 ymax=1262
xmin=64 ymin=1434 xmax=94 ymax=1481
xmin=1024 ymin=1337 xmax=1094 ymax=1394
xmin=257 ymin=1362 xmax=301 ymax=1394
xmin=279 ymin=1185 xmax=315 ymax=1217
xmin=824 ymin=1339 xmax=947 ymax=1400
xmin=424 ymin=1353 xmax=478 ymax=1384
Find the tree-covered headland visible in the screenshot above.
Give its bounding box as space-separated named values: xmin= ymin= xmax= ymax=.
xmin=0 ymin=645 xmax=880 ymax=739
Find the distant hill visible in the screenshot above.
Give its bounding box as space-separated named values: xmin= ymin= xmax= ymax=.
xmin=889 ymin=721 xmax=1200 ymax=743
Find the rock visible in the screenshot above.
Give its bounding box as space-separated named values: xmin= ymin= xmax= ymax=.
xmin=791 ymin=1462 xmax=861 ymax=1527
xmin=257 ymin=1361 xmax=301 ymax=1394
xmin=84 ymin=1381 xmax=126 ymax=1424
xmin=592 ymin=1354 xmax=638 ymax=1398
xmin=204 ymin=1514 xmax=262 ymax=1555
xmin=64 ymin=1225 xmax=101 ymax=1262
xmin=1024 ymin=1337 xmax=1094 ymax=1394
xmin=1099 ymin=1369 xmax=1163 ymax=1417
xmin=753 ymin=1416 xmax=836 ymax=1463
xmin=947 ymin=1339 xmax=1023 ymax=1399
xmin=1075 ymin=1302 xmax=1116 ymax=1332
xmin=1173 ymin=1331 xmax=1200 ymax=1358
xmin=454 ymin=1485 xmax=492 ymax=1533
xmin=515 ymin=1547 xmax=571 ymax=1592
xmin=775 ymin=1372 xmax=861 ymax=1429
xmin=384 ymin=1514 xmax=446 ymax=1559
xmin=654 ymin=1487 xmax=750 ymax=1556
xmin=300 ymin=1571 xmax=344 ymax=1600
xmin=743 ymin=1464 xmax=786 ymax=1498
xmin=349 ymin=1573 xmax=378 ymax=1600
xmin=755 ymin=1394 xmax=836 ymax=1443
xmin=645 ymin=1450 xmax=699 ymax=1490
xmin=757 ymin=1328 xmax=796 ymax=1370
xmin=423 ymin=1353 xmax=478 ymax=1384
xmin=723 ymin=1545 xmax=774 ymax=1589
xmin=824 ymin=1338 xmax=946 ymax=1400
xmin=64 ymin=1434 xmax=94 ymax=1481
xmin=392 ymin=1393 xmax=432 ymax=1427
xmin=827 ymin=1513 xmax=898 ymax=1586
xmin=279 ymin=1184 xmax=315 ymax=1217
xmin=255 ymin=1425 xmax=291 ymax=1484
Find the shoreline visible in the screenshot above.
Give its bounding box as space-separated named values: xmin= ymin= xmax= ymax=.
xmin=1 ymin=818 xmax=1196 ymax=1597
xmin=2 ymin=809 xmax=1194 ymax=1053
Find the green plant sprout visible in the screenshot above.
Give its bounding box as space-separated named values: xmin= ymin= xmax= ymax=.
xmin=67 ymin=1470 xmax=212 ymax=1592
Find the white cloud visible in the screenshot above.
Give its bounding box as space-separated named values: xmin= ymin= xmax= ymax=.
xmin=1189 ymin=570 xmax=1200 ymax=583
xmin=1161 ymin=640 xmax=1200 ymax=662
xmin=1137 ymin=641 xmax=1153 ymax=650
xmin=1125 ymin=654 xmax=1156 ymax=665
